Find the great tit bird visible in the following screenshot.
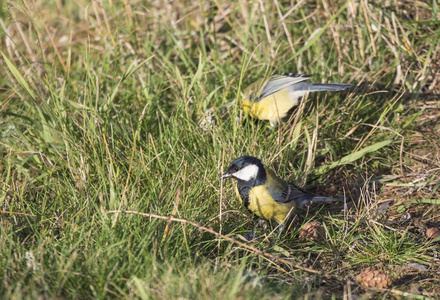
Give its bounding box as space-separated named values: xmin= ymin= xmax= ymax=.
xmin=221 ymin=156 xmax=338 ymax=235
xmin=241 ymin=73 xmax=353 ymax=126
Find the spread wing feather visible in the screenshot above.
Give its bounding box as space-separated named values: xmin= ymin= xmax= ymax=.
xmin=254 ymin=74 xmax=311 ymax=102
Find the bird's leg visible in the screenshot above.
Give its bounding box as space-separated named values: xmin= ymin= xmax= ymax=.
xmin=277 ymin=223 xmax=285 ymax=237
xmin=244 ymin=219 xmax=266 ymax=241
xmin=254 ymin=219 xmax=266 ymax=230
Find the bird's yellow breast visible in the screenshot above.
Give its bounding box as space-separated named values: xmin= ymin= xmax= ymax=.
xmin=242 ymin=89 xmax=297 ymax=125
xmin=235 ymin=184 xmax=296 ymax=224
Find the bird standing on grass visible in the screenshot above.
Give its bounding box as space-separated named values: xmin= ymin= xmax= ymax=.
xmin=221 ymin=156 xmax=338 ymax=236
xmin=241 ymin=73 xmax=353 ymax=126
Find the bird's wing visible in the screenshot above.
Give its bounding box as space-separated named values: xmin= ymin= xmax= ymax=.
xmin=253 ymin=74 xmax=311 ymax=102
xmin=265 ymin=169 xmax=305 ymax=204
xmin=266 ymin=169 xmax=337 ymax=208
xmin=286 ymin=181 xmax=339 ymax=208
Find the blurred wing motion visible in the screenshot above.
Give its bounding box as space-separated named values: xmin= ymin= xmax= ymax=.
xmin=242 ymin=73 xmax=353 ymax=126
xmin=250 ymin=74 xmax=312 ymax=102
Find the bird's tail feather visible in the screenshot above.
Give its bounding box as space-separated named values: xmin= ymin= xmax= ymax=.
xmin=295 ymin=195 xmax=340 ymax=208
xmin=310 ymin=83 xmax=353 ymax=91
xmin=290 ymin=82 xmax=353 ymax=93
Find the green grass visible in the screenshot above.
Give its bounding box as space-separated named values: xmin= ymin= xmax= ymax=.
xmin=1 ymin=0 xmax=440 ymax=299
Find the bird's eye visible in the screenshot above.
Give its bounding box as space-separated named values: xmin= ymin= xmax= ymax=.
xmin=233 ymin=166 xmax=239 ymax=172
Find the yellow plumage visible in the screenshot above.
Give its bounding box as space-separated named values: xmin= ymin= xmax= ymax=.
xmin=242 ymin=88 xmax=296 ymax=125
xmin=240 ymin=74 xmax=353 ymax=126
xmin=235 ymin=169 xmax=296 ymax=224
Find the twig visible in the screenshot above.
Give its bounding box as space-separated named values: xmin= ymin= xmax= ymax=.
xmin=105 ymin=209 xmax=320 ymax=274
xmin=0 ymin=210 xmax=34 ymax=217
xmin=366 ymin=287 xmax=432 ymax=300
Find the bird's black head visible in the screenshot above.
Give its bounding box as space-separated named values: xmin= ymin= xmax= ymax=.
xmin=221 ymin=156 xmax=266 ymax=185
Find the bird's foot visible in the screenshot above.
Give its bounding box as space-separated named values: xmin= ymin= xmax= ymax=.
xmin=244 ymin=232 xmax=258 ymax=241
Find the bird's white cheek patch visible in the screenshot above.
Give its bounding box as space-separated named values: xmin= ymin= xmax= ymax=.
xmin=233 ymin=164 xmax=259 ymax=181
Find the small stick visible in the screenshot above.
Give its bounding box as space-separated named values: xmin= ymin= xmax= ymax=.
xmin=106 ymin=209 xmax=320 ymax=274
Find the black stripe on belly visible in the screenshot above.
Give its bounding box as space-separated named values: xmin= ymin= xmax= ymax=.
xmin=237 ymin=182 xmax=252 ymax=209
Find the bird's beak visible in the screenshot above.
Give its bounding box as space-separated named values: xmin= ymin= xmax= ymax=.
xmin=220 ymin=172 xmax=231 ymax=180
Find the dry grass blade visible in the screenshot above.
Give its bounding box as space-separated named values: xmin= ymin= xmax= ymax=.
xmin=286 ymin=0 xmax=351 ymax=63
